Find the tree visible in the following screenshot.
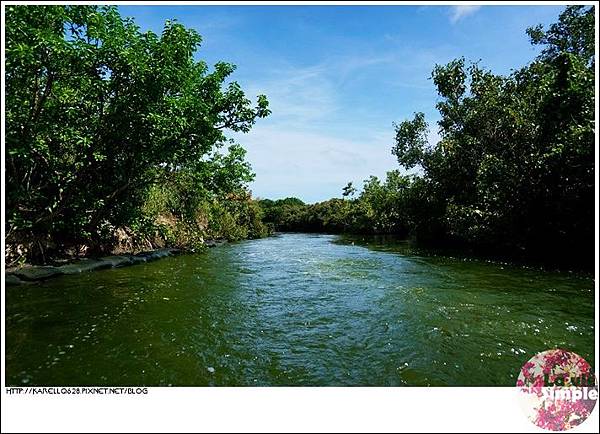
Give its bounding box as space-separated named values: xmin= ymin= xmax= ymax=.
xmin=342 ymin=182 xmax=357 ymax=198
xmin=391 ymin=112 xmax=429 ymax=170
xmin=527 ymin=5 xmax=595 ymax=66
xmin=390 ymin=5 xmax=594 ymax=266
xmin=5 ymin=5 xmax=270 ymax=258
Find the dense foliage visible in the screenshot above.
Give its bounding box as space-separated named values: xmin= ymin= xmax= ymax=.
xmin=261 ymin=6 xmax=595 ymax=269
xmin=4 ymin=6 xmax=594 ymax=269
xmin=5 ymin=5 xmax=270 ymax=263
xmin=259 ymin=172 xmax=415 ymax=236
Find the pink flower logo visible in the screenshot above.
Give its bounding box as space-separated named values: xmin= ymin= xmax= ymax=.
xmin=517 ymin=349 xmax=597 ymax=431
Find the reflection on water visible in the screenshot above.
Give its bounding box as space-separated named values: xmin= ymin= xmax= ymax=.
xmin=5 ymin=233 xmax=595 ymax=386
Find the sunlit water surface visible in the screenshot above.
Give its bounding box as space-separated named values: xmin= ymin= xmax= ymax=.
xmin=6 ymin=233 xmax=594 ymax=386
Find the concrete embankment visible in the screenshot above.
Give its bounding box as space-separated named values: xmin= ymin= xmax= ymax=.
xmin=5 ymin=247 xmax=182 ymax=286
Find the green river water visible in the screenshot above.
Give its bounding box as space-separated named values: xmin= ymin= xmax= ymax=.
xmin=5 ymin=233 xmax=595 ymax=386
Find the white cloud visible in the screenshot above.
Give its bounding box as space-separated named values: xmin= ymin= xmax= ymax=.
xmin=235 ymin=125 xmax=398 ymax=203
xmin=229 ymin=52 xmax=444 ymax=202
xmin=243 ymin=54 xmax=396 ymax=128
xmin=244 ymin=64 xmax=338 ymax=128
xmin=449 ymin=5 xmax=482 ymax=24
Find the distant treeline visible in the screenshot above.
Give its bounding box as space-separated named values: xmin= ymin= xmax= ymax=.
xmin=259 ymin=6 xmax=595 ymax=269
xmin=5 ymin=5 xmax=270 ymax=264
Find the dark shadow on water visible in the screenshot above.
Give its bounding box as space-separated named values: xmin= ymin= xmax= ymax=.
xmin=332 ymin=233 xmax=594 ymax=277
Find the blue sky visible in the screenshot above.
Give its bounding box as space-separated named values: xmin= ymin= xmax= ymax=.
xmin=119 ymin=4 xmax=566 ymax=203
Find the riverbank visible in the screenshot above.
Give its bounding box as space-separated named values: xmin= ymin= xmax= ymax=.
xmin=4 ymin=239 xmax=228 ymax=286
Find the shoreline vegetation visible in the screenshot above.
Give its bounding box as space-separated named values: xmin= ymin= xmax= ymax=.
xmin=5 ymin=6 xmax=595 ymax=275
xmin=256 ymin=6 xmax=594 ymax=272
xmin=5 ymin=5 xmax=272 ymax=269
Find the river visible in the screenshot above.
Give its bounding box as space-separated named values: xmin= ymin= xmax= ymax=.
xmin=5 ymin=233 xmax=595 ymax=386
